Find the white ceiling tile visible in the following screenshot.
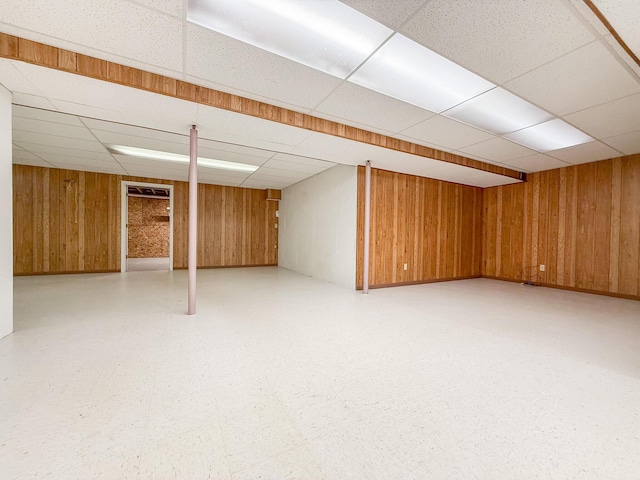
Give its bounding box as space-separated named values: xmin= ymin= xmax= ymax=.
xmin=13 ymin=117 xmax=96 ymax=141
xmin=602 ymin=130 xmax=640 ymax=155
xmin=564 ymin=93 xmax=640 ymax=138
xmin=13 ymin=63 xmax=199 ymax=133
xmin=400 ymin=0 xmax=595 ymax=84
xmin=294 ymin=132 xmax=385 ymax=165
xmin=459 ymin=137 xmax=538 ymax=162
xmin=547 ymin=140 xmax=621 ymax=165
xmin=340 ymin=0 xmax=428 ymax=29
xmin=312 ymin=82 xmax=435 ymax=135
xmin=592 ymin=0 xmax=640 ymax=53
xmin=253 ymin=167 xmax=309 ymax=180
xmin=82 ymin=118 xmax=189 ymax=143
xmin=504 ymin=41 xmax=640 ymax=116
xmin=16 ymin=144 xmax=118 ymax=161
xmin=262 ymin=158 xmax=331 ymax=174
xmin=247 ymin=173 xmax=306 ymax=184
xmin=503 ymin=153 xmax=571 ymax=172
xmin=186 ymin=24 xmax=343 ymax=111
xmin=13 ymin=105 xmax=83 ymax=126
xmin=399 ymin=115 xmax=495 ymax=149
xmin=0 ymin=61 xmax=44 ymax=96
xmin=198 ymin=138 xmax=275 ymax=159
xmin=12 ymin=149 xmax=53 ymax=167
xmin=197 ymin=147 xmax=269 ymax=167
xmin=93 ymin=131 xmax=189 ymax=155
xmin=13 ymin=132 xmax=106 ymax=152
xmin=11 ymin=93 xmax=59 ymax=111
xmin=195 ymin=104 xmax=313 ymax=152
xmin=270 ymin=153 xmax=336 ymax=169
xmin=0 ymin=0 xmax=183 ymax=73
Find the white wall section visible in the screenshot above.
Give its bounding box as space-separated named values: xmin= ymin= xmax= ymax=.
xmin=0 ymin=84 xmax=13 ymax=338
xmin=278 ymin=165 xmax=357 ymax=289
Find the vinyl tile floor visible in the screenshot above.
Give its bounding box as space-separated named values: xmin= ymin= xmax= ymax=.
xmin=2 ymin=268 xmax=640 ymax=479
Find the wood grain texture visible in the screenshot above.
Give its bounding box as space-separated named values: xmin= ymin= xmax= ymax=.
xmin=0 ymin=32 xmax=523 ymax=180
xmin=13 ymin=166 xmax=278 ymax=274
xmin=482 ymin=154 xmax=640 ymax=299
xmin=356 ymin=167 xmax=483 ymax=289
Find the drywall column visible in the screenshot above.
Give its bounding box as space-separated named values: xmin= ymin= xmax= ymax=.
xmin=363 ymin=161 xmax=371 ymax=294
xmin=188 ymin=125 xmax=197 ymax=315
xmin=0 ymin=84 xmax=13 ymax=338
xmin=278 ymin=165 xmax=357 ymax=289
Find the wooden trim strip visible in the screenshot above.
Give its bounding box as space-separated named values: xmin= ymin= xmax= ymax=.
xmin=482 ymin=275 xmax=640 ymax=302
xmin=356 ymin=275 xmax=482 ymax=290
xmin=582 ymin=0 xmax=640 ymax=69
xmin=0 ymin=32 xmax=523 ymax=180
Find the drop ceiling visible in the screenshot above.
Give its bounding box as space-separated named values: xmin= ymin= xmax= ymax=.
xmin=1 ymin=0 xmax=639 ymax=188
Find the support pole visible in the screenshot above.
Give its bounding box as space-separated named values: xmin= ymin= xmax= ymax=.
xmin=363 ymin=160 xmax=371 ymax=294
xmin=188 ymin=125 xmax=198 ymax=315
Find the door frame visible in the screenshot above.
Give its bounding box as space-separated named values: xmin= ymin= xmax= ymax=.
xmin=121 ymin=180 xmax=174 ymax=272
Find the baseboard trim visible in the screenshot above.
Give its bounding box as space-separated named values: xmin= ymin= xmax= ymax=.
xmin=173 ymin=264 xmax=278 ymax=270
xmin=14 ymin=269 xmax=120 ymax=276
xmin=481 ymin=275 xmax=640 ymax=301
xmin=356 ymin=275 xmax=482 ymax=291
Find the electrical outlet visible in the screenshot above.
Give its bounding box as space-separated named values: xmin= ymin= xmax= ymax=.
xmin=539 ymin=264 xmax=545 ymax=272
xmin=403 ymin=263 xmax=408 ymax=271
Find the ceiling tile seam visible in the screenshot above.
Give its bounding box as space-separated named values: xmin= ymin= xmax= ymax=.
xmin=78 ymin=116 xmax=132 ymax=175
xmin=1 ymin=33 xmax=523 ymax=180
xmin=497 ymin=39 xmax=606 ymax=89
xmin=559 ymin=90 xmax=640 ymax=118
xmin=7 ymin=62 xmax=48 ymax=99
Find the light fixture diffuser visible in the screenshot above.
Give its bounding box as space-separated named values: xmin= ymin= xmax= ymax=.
xmin=443 ymin=87 xmax=554 ymax=135
xmin=108 ymin=145 xmax=259 ymax=172
xmin=503 ymin=119 xmax=593 ymax=152
xmin=187 ymin=0 xmax=392 ymax=79
xmin=348 ymin=34 xmax=495 ymax=113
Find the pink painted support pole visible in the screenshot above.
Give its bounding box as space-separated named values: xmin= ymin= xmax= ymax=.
xmin=188 ymin=125 xmax=198 ymax=315
xmin=363 ymin=160 xmax=371 ymax=294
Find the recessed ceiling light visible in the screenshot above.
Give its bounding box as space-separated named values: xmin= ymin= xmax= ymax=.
xmin=107 ymin=145 xmax=259 ymax=172
xmin=348 ymin=34 xmax=495 ymax=113
xmin=443 ymin=87 xmax=554 ymax=135
xmin=187 ymin=0 xmax=392 ymax=79
xmin=503 ymin=119 xmax=593 ymax=152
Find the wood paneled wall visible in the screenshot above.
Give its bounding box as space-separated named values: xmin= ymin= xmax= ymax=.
xmin=356 ymin=167 xmax=483 ymax=289
xmin=13 ymin=165 xmax=278 ymax=275
xmin=482 ymin=154 xmax=640 ymax=298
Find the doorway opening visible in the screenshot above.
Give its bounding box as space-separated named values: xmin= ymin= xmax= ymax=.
xmin=121 ymin=181 xmax=174 ymax=272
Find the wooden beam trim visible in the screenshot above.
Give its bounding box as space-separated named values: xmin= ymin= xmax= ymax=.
xmin=0 ymin=32 xmax=523 ymax=180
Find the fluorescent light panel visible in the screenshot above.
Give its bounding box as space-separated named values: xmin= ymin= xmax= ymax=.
xmin=187 ymin=0 xmax=392 ymax=79
xmin=108 ymin=145 xmax=259 ymax=172
xmin=348 ymin=34 xmax=495 ymax=113
xmin=504 ymin=119 xmax=593 ymax=152
xmin=443 ymin=87 xmax=554 ymax=135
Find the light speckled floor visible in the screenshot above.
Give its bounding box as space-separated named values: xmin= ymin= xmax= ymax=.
xmin=2 ymin=268 xmax=640 ymax=479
